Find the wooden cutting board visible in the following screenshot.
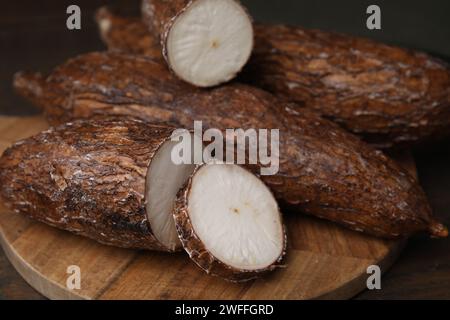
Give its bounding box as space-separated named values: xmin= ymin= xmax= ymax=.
xmin=0 ymin=115 xmax=409 ymax=300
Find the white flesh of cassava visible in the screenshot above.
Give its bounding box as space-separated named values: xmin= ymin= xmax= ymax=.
xmin=146 ymin=137 xmax=197 ymax=251
xmin=187 ymin=164 xmax=284 ymax=270
xmin=166 ymin=0 xmax=254 ymax=87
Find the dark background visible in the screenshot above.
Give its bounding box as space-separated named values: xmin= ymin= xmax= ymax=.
xmin=0 ymin=0 xmax=449 ymax=299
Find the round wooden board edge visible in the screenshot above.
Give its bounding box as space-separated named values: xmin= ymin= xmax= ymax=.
xmin=316 ymin=239 xmax=407 ymax=299
xmin=0 ymin=223 xmax=406 ymax=300
xmin=0 ymin=227 xmax=85 ymax=300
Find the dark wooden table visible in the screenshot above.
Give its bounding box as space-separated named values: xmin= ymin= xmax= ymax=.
xmin=1 ymin=0 xmax=449 ymax=300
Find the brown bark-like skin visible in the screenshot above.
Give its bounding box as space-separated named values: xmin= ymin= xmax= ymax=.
xmin=0 ymin=118 xmax=180 ymax=251
xmin=13 ymin=52 xmax=448 ymax=239
xmin=96 ymin=7 xmax=163 ymax=58
xmin=141 ymin=0 xmax=204 ymax=64
xmin=141 ymin=0 xmax=191 ymax=36
xmin=244 ymin=24 xmax=450 ymax=149
xmin=96 ymin=7 xmax=162 ymax=60
xmin=113 ymin=8 xmax=450 ymax=148
xmin=173 ymin=164 xmax=287 ymax=282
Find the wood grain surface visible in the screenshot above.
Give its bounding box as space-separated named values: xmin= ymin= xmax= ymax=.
xmin=0 ymin=116 xmax=407 ymax=300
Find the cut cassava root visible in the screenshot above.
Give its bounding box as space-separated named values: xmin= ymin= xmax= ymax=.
xmin=174 ymin=163 xmax=286 ymax=281
xmin=141 ymin=0 xmax=253 ymax=87
xmin=103 ymin=6 xmax=450 ymax=148
xmin=0 ymin=119 xmax=287 ymax=280
xmin=146 ymin=137 xmax=198 ymax=250
xmin=0 ymin=118 xmax=196 ymax=251
xmin=13 ymin=52 xmax=448 ymax=239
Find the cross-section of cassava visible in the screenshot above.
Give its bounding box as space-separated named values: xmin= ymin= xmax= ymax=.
xmin=13 ymin=52 xmax=448 ymax=239
xmin=141 ymin=0 xmax=254 ymax=87
xmin=109 ymin=5 xmax=450 ymax=148
xmin=175 ymin=163 xmax=286 ymax=281
xmin=0 ymin=118 xmax=197 ymax=251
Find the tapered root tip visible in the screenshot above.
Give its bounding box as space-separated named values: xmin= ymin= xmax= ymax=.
xmin=13 ymin=71 xmax=46 ymax=109
xmin=429 ymin=220 xmax=448 ymax=238
xmin=95 ymin=6 xmax=111 ymax=19
xmin=95 ymin=7 xmax=113 ymax=41
xmin=95 ymin=6 xmax=112 ymax=27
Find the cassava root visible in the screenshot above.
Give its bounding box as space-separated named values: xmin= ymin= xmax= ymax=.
xmin=102 ymin=5 xmax=450 ymax=148
xmin=142 ymin=0 xmax=254 ymax=87
xmin=13 ymin=51 xmax=448 ymax=239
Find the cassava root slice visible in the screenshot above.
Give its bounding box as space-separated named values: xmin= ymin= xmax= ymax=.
xmin=106 ymin=6 xmax=450 ymax=148
xmin=174 ymin=163 xmax=286 ymax=281
xmin=0 ymin=118 xmax=197 ymax=251
xmin=13 ymin=52 xmax=448 ymax=239
xmin=141 ymin=0 xmax=253 ymax=87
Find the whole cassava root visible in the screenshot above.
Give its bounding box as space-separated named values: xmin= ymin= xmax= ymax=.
xmin=141 ymin=0 xmax=254 ymax=87
xmin=13 ymin=52 xmax=448 ymax=239
xmin=104 ymin=6 xmax=450 ymax=148
xmin=0 ymin=118 xmax=195 ymax=251
xmin=244 ymin=24 xmax=450 ymax=149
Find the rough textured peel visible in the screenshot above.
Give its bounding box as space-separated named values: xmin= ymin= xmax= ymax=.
xmin=0 ymin=118 xmax=198 ymax=251
xmin=13 ymin=51 xmax=448 ymax=239
xmin=174 ymin=163 xmax=286 ymax=282
xmin=104 ymin=7 xmax=450 ymax=148
xmin=96 ymin=7 xmax=163 ymax=59
xmin=244 ymin=24 xmax=450 ymax=148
